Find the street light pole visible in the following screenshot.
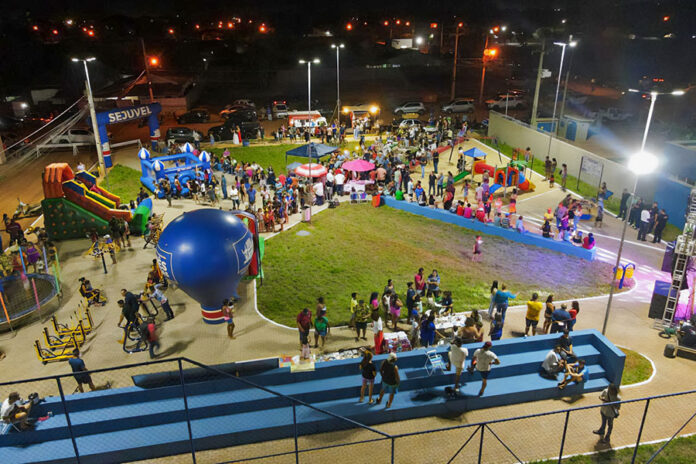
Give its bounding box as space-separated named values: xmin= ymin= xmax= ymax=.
xmin=600 ymin=89 xmax=685 ymax=334
xmin=299 ymin=58 xmax=320 ymax=222
xmin=331 ymin=44 xmax=344 ymax=125
xmin=478 ymin=34 xmax=489 ymax=104
xmin=545 ymin=36 xmax=576 ymax=158
xmin=73 ymin=57 xmax=107 ymax=182
xmin=450 ymin=23 xmax=462 ymax=100
xmin=140 ymin=38 xmax=155 ymax=102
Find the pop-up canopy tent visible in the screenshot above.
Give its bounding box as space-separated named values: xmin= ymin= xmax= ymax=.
xmin=462 ymin=147 xmax=488 ymax=158
xmin=285 ymin=143 xmax=339 ymax=164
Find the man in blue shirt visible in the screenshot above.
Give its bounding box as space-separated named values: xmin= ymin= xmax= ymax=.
xmin=551 ymin=304 xmax=572 ymax=333
xmin=493 ymin=285 xmax=516 ymax=322
xmin=69 ymin=349 xmax=96 ymax=393
xmin=413 ymin=182 xmax=424 ymax=203
xmin=247 ymin=186 xmax=257 ymax=208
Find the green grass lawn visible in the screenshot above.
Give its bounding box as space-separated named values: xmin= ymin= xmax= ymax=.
xmin=620 ymin=347 xmax=653 ymax=385
xmin=208 ymin=144 xmax=297 ymax=174
xmin=104 ymin=164 xmax=143 ymax=203
xmin=208 ymin=142 xmax=349 ymax=175
xmin=535 ymin=434 xmax=696 ymax=463
xmin=258 ymin=204 xmax=615 ymax=326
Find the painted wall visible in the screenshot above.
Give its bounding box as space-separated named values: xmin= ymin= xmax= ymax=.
xmin=383 ymin=196 xmax=597 ymax=261
xmin=489 ymin=112 xmax=639 ymax=198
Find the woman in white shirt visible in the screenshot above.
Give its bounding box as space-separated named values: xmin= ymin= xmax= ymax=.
xmin=229 ymin=186 xmax=240 ymax=209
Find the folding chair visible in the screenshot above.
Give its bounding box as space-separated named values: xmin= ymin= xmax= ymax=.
xmin=1 ymin=421 xmax=21 ymax=435
xmin=424 ymin=349 xmax=447 ymax=376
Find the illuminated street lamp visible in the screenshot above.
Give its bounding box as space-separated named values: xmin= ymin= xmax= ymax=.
xmin=71 ymin=57 xmax=107 ymax=179
xmin=298 ymin=58 xmax=320 ymax=221
xmin=601 ymin=151 xmax=658 ymax=335
xmin=331 ymin=44 xmax=345 ymax=124
xmin=544 ymin=36 xmax=577 ymax=158
xmin=601 ymin=89 xmax=685 ymax=334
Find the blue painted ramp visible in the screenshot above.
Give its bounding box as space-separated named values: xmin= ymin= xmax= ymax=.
xmin=0 ymin=330 xmax=623 ymax=463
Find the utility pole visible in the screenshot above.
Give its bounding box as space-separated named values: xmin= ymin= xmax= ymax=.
xmin=450 ymin=23 xmax=462 ymax=100
xmin=530 ymin=39 xmax=546 ymax=129
xmin=140 ymin=38 xmax=155 ymax=102
xmin=478 ymin=34 xmax=490 ymax=104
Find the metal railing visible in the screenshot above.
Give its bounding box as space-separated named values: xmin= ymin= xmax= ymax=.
xmin=1 ymin=357 xmax=694 ymax=463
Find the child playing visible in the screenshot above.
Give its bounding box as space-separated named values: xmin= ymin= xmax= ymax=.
xmin=472 ymin=235 xmax=483 ymax=262
xmin=222 ymin=299 xmax=235 ymax=339
xmin=300 ymin=332 xmax=311 ymax=361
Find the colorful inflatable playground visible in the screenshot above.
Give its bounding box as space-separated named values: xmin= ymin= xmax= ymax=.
xmin=41 ymin=163 xmax=152 ymax=240
xmin=138 ymin=144 xmax=211 ymax=198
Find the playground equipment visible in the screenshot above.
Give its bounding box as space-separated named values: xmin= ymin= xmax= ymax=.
xmin=156 ymin=209 xmax=260 ymax=324
xmin=614 ymin=263 xmax=636 ymax=289
xmin=34 ymin=335 xmax=78 ymax=364
xmin=42 ymin=163 xmax=133 ymax=240
xmin=138 ymin=147 xmax=211 ymax=198
xmin=96 ymin=103 xmax=162 ymax=167
xmin=143 ymin=214 xmax=164 ymax=249
xmin=487 ymin=162 xmax=536 ymax=194
xmin=0 ymin=272 xmax=59 ymax=331
xmin=85 ymin=235 xmax=120 ymax=273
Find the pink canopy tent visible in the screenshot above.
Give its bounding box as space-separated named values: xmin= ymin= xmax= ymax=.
xmin=295 ymin=163 xmax=328 ymax=178
xmin=342 ymin=159 xmax=376 ymax=172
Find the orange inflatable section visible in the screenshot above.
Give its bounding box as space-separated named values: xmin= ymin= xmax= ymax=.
xmin=43 ymin=163 xmax=75 ymax=198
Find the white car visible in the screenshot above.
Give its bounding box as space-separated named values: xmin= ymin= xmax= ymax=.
xmin=272 ymin=102 xmax=289 ymax=119
xmin=394 ymin=101 xmax=426 ymax=115
xmin=442 ymin=98 xmax=475 ymax=113
xmin=399 ymin=119 xmax=437 ymax=133
xmin=52 ymin=129 xmax=95 ymax=144
xmin=233 ymin=99 xmax=255 ymax=108
xmin=486 ymin=95 xmax=525 ymax=110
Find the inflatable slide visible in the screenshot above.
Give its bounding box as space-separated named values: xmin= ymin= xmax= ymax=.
xmin=42 ymin=163 xmax=136 ymax=240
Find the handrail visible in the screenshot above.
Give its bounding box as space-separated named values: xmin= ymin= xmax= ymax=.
xmin=3 ymin=354 xmax=696 ymax=447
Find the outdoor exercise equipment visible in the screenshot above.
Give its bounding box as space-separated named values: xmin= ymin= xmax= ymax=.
xmin=156 ymin=209 xmax=256 ymax=324
xmin=143 ymin=213 xmax=164 ymax=249
xmin=42 ymin=164 xmax=132 ymax=240
xmin=42 ymin=321 xmax=87 ymax=349
xmin=96 ymin=103 xmax=162 ymax=167
xmin=138 ymin=147 xmax=210 ymax=198
xmin=122 ymin=323 xmax=149 ymax=354
xmin=35 ymin=335 xmax=78 ymax=364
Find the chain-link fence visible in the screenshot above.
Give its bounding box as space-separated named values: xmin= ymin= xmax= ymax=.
xmin=1 ymin=360 xmax=694 ymax=464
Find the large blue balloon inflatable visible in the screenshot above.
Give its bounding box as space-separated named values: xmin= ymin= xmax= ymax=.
xmin=156 ymin=209 xmax=254 ymax=324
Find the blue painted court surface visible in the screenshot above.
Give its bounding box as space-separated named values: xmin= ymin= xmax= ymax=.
xmin=0 ymin=330 xmax=623 ymax=463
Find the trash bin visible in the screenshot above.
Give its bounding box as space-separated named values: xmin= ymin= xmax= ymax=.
xmin=243 ymin=141 xmax=250 ymax=147
xmin=395 ymin=190 xmax=404 ymax=201
xmin=372 ymin=194 xmax=381 ymax=207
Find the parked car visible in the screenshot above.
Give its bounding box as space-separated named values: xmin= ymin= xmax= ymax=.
xmin=486 ymin=94 xmax=525 ymax=110
xmin=233 ymin=99 xmax=255 ymax=108
xmin=442 ymin=98 xmax=475 ymax=113
xmin=165 ymin=127 xmax=202 ymax=145
xmin=176 ymin=109 xmax=210 ymax=124
xmin=51 ymin=128 xmax=95 ymax=144
xmin=272 ymin=101 xmax=289 ymax=119
xmin=394 ymin=101 xmax=426 ymax=115
xmin=208 ymin=108 xmax=260 ymax=141
xmin=399 ymin=119 xmax=437 ymax=133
